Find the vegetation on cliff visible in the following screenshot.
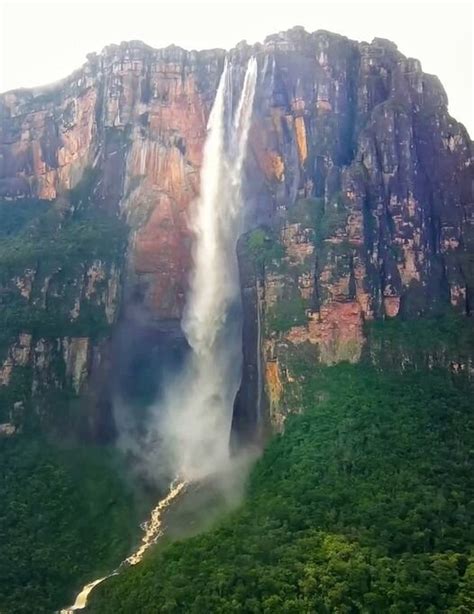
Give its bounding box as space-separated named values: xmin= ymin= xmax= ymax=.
xmin=0 ymin=169 xmax=127 ymax=334
xmin=246 ymin=228 xmax=285 ymax=271
xmin=0 ymin=196 xmax=127 ymax=341
xmin=0 ymin=173 xmax=129 ymax=426
xmin=366 ymin=312 xmax=474 ymax=370
xmin=246 ymin=228 xmax=310 ymax=332
xmin=89 ymin=318 xmax=474 ymax=612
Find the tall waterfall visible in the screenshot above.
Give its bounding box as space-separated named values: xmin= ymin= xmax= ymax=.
xmin=60 ymin=57 xmax=258 ymax=613
xmin=159 ymin=57 xmax=258 ymax=481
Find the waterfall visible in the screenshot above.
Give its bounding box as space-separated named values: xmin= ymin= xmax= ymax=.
xmin=124 ymin=479 xmax=187 ymax=566
xmin=158 ymin=56 xmax=258 ymax=481
xmin=60 ymin=57 xmax=257 ymax=613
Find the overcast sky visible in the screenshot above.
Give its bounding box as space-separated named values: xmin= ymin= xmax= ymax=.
xmin=1 ymin=0 xmax=472 ymax=134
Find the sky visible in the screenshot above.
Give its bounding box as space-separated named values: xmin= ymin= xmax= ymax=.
xmin=0 ymin=0 xmax=472 ymax=134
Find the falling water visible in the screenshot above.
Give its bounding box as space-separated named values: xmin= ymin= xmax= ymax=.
xmin=60 ymin=57 xmax=258 ymax=612
xmin=159 ymin=56 xmax=258 ymax=481
xmin=60 ymin=576 xmax=116 ymax=613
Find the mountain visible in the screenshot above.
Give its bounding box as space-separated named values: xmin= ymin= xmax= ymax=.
xmin=0 ymin=26 xmax=472 ymax=437
xmin=0 ymin=26 xmax=473 ymax=613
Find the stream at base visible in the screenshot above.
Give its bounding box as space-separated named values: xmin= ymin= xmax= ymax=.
xmin=60 ymin=480 xmax=186 ymax=613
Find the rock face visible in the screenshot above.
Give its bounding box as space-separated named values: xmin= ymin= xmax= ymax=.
xmin=0 ymin=28 xmax=472 ymax=436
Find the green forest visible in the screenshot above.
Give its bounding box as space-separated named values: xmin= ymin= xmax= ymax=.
xmin=87 ymin=359 xmax=474 ymax=613
xmin=2 ymin=315 xmax=473 ymax=613
xmin=1 ymin=308 xmax=473 ymax=612
xmin=0 ymin=438 xmax=139 ymax=613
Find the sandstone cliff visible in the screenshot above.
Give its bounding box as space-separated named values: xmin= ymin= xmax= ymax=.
xmin=0 ymin=27 xmax=472 ymax=437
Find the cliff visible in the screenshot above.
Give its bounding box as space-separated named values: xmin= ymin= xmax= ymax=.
xmin=0 ymin=27 xmax=472 ymax=438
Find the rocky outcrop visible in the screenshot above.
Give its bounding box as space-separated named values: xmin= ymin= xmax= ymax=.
xmin=0 ymin=256 xmax=122 ymax=432
xmin=0 ymin=333 xmax=32 ymax=386
xmin=0 ymin=27 xmax=472 ymax=435
xmin=0 ymin=187 xmax=125 ymax=432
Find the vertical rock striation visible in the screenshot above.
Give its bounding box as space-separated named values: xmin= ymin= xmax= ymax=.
xmin=0 ymin=28 xmax=472 ymax=436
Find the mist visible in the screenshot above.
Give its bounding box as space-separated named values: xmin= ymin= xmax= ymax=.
xmin=114 ymin=58 xmax=259 ymax=505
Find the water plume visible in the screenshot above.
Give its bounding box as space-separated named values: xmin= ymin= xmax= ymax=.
xmin=148 ymin=56 xmax=258 ymax=482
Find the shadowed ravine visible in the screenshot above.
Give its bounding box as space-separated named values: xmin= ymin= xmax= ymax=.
xmin=60 ymin=57 xmax=257 ymax=613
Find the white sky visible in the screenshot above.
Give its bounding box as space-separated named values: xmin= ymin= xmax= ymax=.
xmin=0 ymin=0 xmax=473 ymax=135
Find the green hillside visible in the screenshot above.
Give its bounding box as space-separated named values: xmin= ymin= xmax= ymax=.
xmin=89 ymin=353 xmax=474 ymax=613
